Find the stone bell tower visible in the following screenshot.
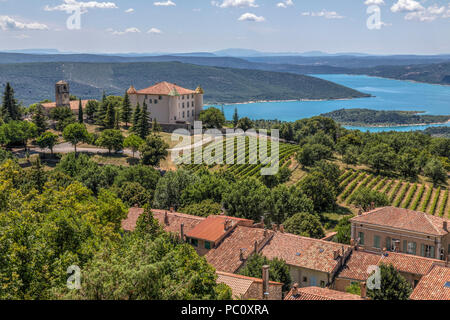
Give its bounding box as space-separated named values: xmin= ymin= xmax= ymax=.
xmin=55 ymin=80 xmax=70 ymax=107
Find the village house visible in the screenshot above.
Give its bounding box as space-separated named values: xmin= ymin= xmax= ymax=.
xmin=284 ymin=284 xmax=364 ymax=300
xmin=334 ymin=249 xmax=446 ymax=291
xmin=409 ymin=265 xmax=450 ymax=300
xmin=216 ymin=271 xmax=283 ymax=300
xmin=350 ymin=207 xmax=450 ymax=260
xmin=42 ymin=81 xmax=91 ymax=114
xmin=127 ymin=81 xmax=204 ymax=126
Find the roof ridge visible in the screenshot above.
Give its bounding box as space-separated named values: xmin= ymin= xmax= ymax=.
xmin=278 ymin=231 xmax=350 ymax=247
xmin=422 ymin=210 xmax=443 ymax=235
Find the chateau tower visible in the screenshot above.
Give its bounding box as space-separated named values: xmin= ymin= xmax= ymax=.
xmin=55 ymin=80 xmax=70 ymax=107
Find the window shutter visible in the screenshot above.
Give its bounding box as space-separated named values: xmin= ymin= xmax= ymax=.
xmin=412 ymin=242 xmax=417 ymax=255
xmin=421 ymin=244 xmax=425 ymax=257
xmin=386 ymin=237 xmax=391 ymax=251
xmin=403 ymin=240 xmax=407 ymax=253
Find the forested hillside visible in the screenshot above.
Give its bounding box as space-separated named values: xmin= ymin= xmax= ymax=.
xmin=0 ymin=62 xmax=368 ymax=106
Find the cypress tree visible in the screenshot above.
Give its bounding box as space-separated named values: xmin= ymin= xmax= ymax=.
xmin=105 ymin=101 xmax=115 ymax=129
xmin=137 ymin=102 xmax=150 ymax=139
xmin=131 ymin=103 xmax=141 ymax=132
xmin=78 ymin=99 xmax=84 ymax=123
xmin=1 ymin=82 xmax=20 ymax=122
xmin=233 ymin=108 xmax=239 ymax=128
xmin=121 ymin=91 xmax=132 ymax=128
xmin=152 ymin=118 xmax=161 ymax=133
xmin=32 ymin=104 xmax=48 ymax=135
xmin=95 ymin=91 xmax=108 ymax=126
xmin=114 ymin=109 xmax=120 ymax=130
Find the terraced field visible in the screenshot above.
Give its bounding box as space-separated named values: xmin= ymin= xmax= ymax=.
xmin=176 ymin=136 xmax=300 ymax=179
xmin=337 ymin=169 xmax=450 ymax=217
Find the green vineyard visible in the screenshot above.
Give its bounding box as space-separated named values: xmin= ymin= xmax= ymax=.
xmin=337 ymin=169 xmax=450 ymax=218
xmin=176 ymin=136 xmax=300 ymax=179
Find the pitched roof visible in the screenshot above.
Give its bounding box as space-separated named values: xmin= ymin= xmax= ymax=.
xmin=42 ymin=100 xmax=90 ymax=111
xmin=216 ymin=271 xmax=282 ymax=299
xmin=127 ymin=85 xmax=137 ymax=94
xmin=137 ymin=81 xmax=196 ymax=95
xmin=410 ymin=265 xmax=450 ymax=300
xmin=284 ymin=287 xmax=363 ymax=301
xmin=337 ymin=250 xmax=381 ymax=281
xmin=261 ymin=232 xmax=351 ymax=274
xmin=121 ymin=207 xmax=205 ymax=234
xmin=205 ymin=226 xmax=272 ymax=273
xmin=378 ymin=251 xmax=443 ymax=276
xmin=185 ymin=215 xmax=254 ymax=243
xmin=351 ymin=207 xmax=449 ymax=236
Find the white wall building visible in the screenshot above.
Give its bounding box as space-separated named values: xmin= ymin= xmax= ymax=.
xmin=127 ymin=81 xmax=204 ymax=125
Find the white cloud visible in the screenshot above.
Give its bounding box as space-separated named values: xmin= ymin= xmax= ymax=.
xmin=14 ymin=34 xmax=31 ymax=39
xmin=238 ymin=12 xmax=265 ymax=22
xmin=109 ymin=27 xmax=141 ymax=35
xmin=277 ymin=0 xmax=293 ymax=8
xmin=0 ymin=16 xmax=48 ymax=31
xmin=154 ymin=0 xmax=176 ymax=6
xmin=147 ymin=27 xmax=162 ymax=34
xmin=125 ymin=8 xmax=134 ymax=13
xmin=405 ymin=5 xmax=445 ymax=21
xmin=364 ymin=0 xmax=385 ymax=5
xmin=44 ymin=0 xmax=118 ymax=13
xmin=214 ymin=0 xmax=258 ymax=8
xmin=391 ymin=0 xmax=424 ymax=13
xmin=302 ymin=10 xmax=344 ymax=19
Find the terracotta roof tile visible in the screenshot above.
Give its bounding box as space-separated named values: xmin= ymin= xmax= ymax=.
xmin=121 ymin=208 xmax=205 ymax=234
xmin=205 ymin=226 xmax=272 ymax=273
xmin=285 ymin=287 xmax=363 ymax=300
xmin=137 ymin=81 xmax=196 ymax=95
xmin=338 ymin=250 xmax=381 ymax=281
xmin=42 ymin=100 xmax=91 ymax=111
xmin=216 ymin=271 xmax=282 ymax=299
xmin=261 ymin=232 xmax=351 ymax=274
xmin=351 ymin=207 xmax=449 ymax=236
xmin=410 ymin=265 xmax=450 ymax=300
xmin=185 ymin=215 xmax=254 ymax=243
xmin=378 ymin=251 xmax=444 ymax=276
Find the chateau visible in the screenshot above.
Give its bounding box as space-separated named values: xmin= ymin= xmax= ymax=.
xmin=127 ymin=82 xmax=204 ymax=126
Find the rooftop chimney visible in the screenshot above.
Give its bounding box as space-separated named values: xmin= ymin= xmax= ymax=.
xmin=370 ymin=202 xmax=375 ymax=211
xmin=279 ymin=225 xmax=285 ymax=233
xmin=292 ymin=283 xmax=299 ymax=297
xmin=164 ymin=211 xmax=169 ymax=225
xmin=264 ymin=228 xmax=268 ymax=237
xmin=240 ymin=248 xmax=245 ymax=261
xmin=333 ymin=250 xmax=340 ymax=260
xmin=360 ymin=282 xmax=367 ymax=299
xmin=180 ymin=223 xmax=185 ymax=243
xmin=272 ymin=224 xmax=278 ymax=232
xmin=169 ymin=207 xmax=174 ymax=213
xmin=443 ymin=221 xmax=448 ymax=232
xmin=358 ymin=207 xmax=363 ymax=216
xmin=262 ymin=265 xmax=270 ymax=300
xmin=254 ymin=240 xmax=258 ymax=253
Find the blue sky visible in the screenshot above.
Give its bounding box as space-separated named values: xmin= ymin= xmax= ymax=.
xmin=0 ymin=0 xmax=449 ymax=54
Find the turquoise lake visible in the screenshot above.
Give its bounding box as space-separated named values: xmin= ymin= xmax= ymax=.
xmin=211 ymin=74 xmax=450 ymax=132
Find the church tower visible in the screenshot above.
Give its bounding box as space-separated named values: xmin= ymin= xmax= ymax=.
xmin=55 ymin=81 xmax=70 ymax=107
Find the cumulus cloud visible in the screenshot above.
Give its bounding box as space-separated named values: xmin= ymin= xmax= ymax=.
xmin=302 ymin=10 xmax=344 ymax=19
xmin=238 ymin=12 xmax=265 ymax=22
xmin=0 ymin=16 xmax=48 ymax=31
xmin=405 ymin=4 xmax=446 ymax=21
xmin=391 ymin=0 xmax=424 ymax=13
xmin=213 ymin=0 xmax=258 ymax=8
xmin=364 ymin=0 xmax=385 ymax=5
xmin=109 ymin=27 xmax=141 ymax=35
xmin=147 ymin=27 xmax=162 ymax=34
xmin=277 ymin=0 xmax=293 ymax=8
xmin=125 ymin=8 xmax=134 ymax=13
xmin=154 ymin=0 xmax=176 ymax=6
xmin=44 ymin=0 xmax=118 ymax=13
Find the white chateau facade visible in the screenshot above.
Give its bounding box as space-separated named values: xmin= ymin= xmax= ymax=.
xmin=127 ymin=82 xmax=204 ymax=125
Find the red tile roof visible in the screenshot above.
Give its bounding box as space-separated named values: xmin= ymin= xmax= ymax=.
xmin=338 ymin=250 xmax=381 ymax=281
xmin=42 ymin=100 xmax=90 ymax=111
xmin=127 ymin=85 xmax=137 ymax=94
xmin=410 ymin=265 xmax=450 ymax=300
xmin=216 ymin=271 xmax=282 ymax=299
xmin=351 ymin=207 xmax=449 ymax=236
xmin=285 ymin=287 xmax=363 ymax=300
xmin=136 ymin=81 xmax=196 ymax=95
xmin=185 ymin=215 xmax=254 ymax=243
xmin=121 ymin=207 xmax=205 ymax=234
xmin=378 ymin=251 xmax=444 ymax=276
xmin=205 ymin=226 xmax=273 ymax=273
xmin=261 ymin=232 xmax=351 ymax=274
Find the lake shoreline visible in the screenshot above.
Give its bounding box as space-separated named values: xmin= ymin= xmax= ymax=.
xmin=342 ymin=119 xmax=450 ymax=129
xmin=209 ymin=96 xmax=371 ymax=106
